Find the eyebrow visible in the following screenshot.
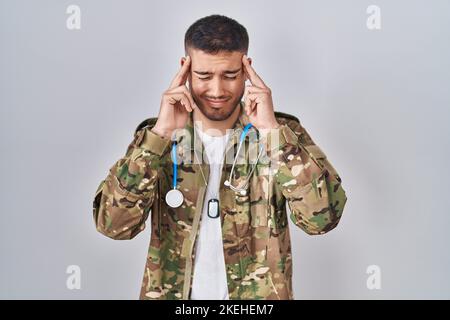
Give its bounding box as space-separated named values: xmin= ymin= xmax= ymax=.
xmin=193 ymin=68 xmax=241 ymax=75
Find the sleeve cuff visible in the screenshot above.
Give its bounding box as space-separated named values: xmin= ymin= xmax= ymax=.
xmin=259 ymin=124 xmax=299 ymax=153
xmin=137 ymin=127 xmax=172 ymax=156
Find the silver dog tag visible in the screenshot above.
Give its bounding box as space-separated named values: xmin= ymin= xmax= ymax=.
xmin=207 ymin=199 xmax=220 ymax=218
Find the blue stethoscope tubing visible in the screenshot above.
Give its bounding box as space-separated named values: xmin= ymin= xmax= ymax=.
xmin=171 ymin=140 xmax=178 ymax=189
xmin=164 ymin=139 xmax=184 ymax=208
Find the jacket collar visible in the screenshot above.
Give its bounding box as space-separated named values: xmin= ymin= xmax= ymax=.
xmin=173 ymin=100 xmax=259 ymax=161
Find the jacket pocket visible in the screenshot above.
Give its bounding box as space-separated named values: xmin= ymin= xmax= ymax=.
xmin=250 ymin=206 xmax=269 ymax=228
xmin=238 ymin=261 xmax=280 ymax=300
xmin=249 ymin=172 xmax=271 ymax=228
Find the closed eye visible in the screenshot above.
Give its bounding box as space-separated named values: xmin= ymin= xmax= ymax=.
xmin=198 ymin=75 xmax=238 ymax=81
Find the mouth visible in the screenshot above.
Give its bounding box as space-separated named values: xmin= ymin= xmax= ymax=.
xmin=205 ymin=98 xmax=229 ymax=107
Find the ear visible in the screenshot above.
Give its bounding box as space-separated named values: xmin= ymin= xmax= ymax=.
xmin=181 ymin=56 xmax=186 ymax=67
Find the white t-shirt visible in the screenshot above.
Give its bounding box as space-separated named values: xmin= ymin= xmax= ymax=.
xmin=190 ymin=127 xmax=231 ymax=300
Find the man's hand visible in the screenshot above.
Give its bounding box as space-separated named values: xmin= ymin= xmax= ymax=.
xmin=242 ymin=55 xmax=280 ymax=130
xmin=152 ymin=56 xmax=197 ymax=139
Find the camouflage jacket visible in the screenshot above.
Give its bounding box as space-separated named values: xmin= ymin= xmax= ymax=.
xmin=93 ymin=101 xmax=347 ymax=300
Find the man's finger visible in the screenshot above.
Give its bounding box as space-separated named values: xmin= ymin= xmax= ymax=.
xmin=242 ymin=55 xmax=266 ymax=88
xmin=169 ymin=85 xmax=197 ymax=110
xmin=242 ymin=85 xmax=268 ymax=113
xmin=243 ymin=85 xmax=266 ymax=97
xmin=242 ymin=85 xmax=263 ymax=103
xmin=244 ymin=93 xmax=260 ymax=115
xmin=180 ymin=87 xmax=197 ymax=110
xmin=168 ymin=56 xmax=191 ymax=89
xmin=166 ymin=92 xmax=193 ymax=112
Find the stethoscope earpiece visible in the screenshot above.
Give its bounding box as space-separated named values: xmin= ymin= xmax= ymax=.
xmin=224 ymin=123 xmax=263 ymax=196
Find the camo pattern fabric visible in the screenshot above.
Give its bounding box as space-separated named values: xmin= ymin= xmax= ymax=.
xmin=93 ymin=101 xmax=347 ymax=300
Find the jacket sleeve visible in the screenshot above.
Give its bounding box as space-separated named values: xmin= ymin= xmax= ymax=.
xmin=93 ymin=124 xmax=171 ymax=240
xmin=261 ymin=120 xmax=347 ymax=235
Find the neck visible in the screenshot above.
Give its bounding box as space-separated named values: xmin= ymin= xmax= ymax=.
xmin=193 ymin=103 xmax=241 ymax=137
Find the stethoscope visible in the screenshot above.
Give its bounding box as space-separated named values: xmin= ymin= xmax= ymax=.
xmin=165 ymin=123 xmax=264 ymax=208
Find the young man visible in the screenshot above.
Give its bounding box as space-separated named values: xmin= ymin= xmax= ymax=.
xmin=93 ymin=14 xmax=347 ymax=300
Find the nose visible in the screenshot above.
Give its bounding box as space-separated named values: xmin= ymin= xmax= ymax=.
xmin=207 ymin=78 xmax=226 ymax=99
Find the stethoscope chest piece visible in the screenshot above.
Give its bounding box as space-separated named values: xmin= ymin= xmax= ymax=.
xmin=165 ymin=189 xmax=184 ymax=208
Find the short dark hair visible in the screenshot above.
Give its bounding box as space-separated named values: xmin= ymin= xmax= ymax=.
xmin=184 ymin=14 xmax=249 ymax=55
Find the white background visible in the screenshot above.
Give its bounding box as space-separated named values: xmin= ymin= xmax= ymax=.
xmin=1 ymin=0 xmax=449 ymax=299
